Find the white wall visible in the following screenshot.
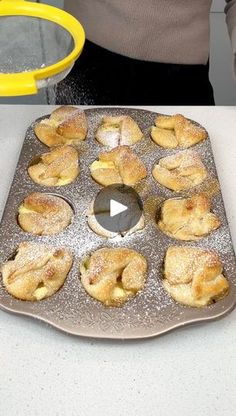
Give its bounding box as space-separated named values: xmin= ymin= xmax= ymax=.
xmin=212 ymin=0 xmax=224 ymax=12
xmin=210 ymin=1 xmax=236 ymax=104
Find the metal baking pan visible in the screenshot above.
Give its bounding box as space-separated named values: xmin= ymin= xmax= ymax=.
xmin=0 ymin=107 xmax=236 ymax=339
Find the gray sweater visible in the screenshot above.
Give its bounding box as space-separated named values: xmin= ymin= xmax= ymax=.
xmin=65 ymin=0 xmax=236 ymax=66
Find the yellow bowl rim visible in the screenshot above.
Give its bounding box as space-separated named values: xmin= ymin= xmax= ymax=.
xmin=0 ymin=0 xmax=85 ymax=95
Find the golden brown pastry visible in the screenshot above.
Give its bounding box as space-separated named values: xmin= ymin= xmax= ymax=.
xmin=158 ymin=194 xmax=221 ymax=240
xmin=95 ymin=115 xmax=143 ymax=147
xmin=80 ymin=248 xmax=147 ymax=306
xmin=34 ymin=106 xmax=88 ymax=147
xmin=90 ymin=145 xmax=147 ymax=186
xmin=18 ymin=192 xmax=73 ymax=236
xmin=152 ymin=150 xmax=208 ymax=192
xmin=28 ymin=145 xmax=79 ymax=186
xmin=87 ymin=200 xmax=145 ymax=238
xmin=1 ymin=242 xmax=73 ymax=301
xmin=151 ymin=114 xmax=207 ymax=148
xmin=163 ymin=246 xmax=229 ymax=307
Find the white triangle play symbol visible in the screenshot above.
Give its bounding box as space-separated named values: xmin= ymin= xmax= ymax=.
xmin=110 ymin=199 xmax=128 ymax=217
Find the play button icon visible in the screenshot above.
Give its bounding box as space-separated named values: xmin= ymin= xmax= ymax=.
xmin=110 ymin=200 xmax=128 ymax=217
xmin=93 ymin=184 xmax=143 ymax=234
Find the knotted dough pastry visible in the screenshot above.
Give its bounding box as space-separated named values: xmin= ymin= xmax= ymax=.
xmin=34 ymin=106 xmax=88 ymax=147
xmin=28 ymin=145 xmax=79 ymax=186
xmin=18 ymin=192 xmax=73 ymax=235
xmin=151 ymin=114 xmax=207 ymax=148
xmin=158 ymin=194 xmax=221 ymax=240
xmin=152 ymin=150 xmax=208 ymax=192
xmin=90 ymin=145 xmax=147 ymax=186
xmin=80 ymin=248 xmax=147 ymax=306
xmin=1 ymin=242 xmax=73 ymax=301
xmin=163 ymin=246 xmax=229 ymax=307
xmin=95 ymin=115 xmax=143 ymax=147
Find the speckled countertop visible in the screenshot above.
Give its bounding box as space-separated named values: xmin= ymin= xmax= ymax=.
xmin=0 ymin=106 xmax=236 ymax=416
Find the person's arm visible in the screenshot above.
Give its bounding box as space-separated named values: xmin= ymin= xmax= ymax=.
xmin=225 ymin=0 xmax=236 ymax=74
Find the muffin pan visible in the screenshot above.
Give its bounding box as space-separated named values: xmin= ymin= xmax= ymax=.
xmin=0 ymin=107 xmax=236 ymax=339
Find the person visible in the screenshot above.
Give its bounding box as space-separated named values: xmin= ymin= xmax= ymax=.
xmin=57 ymin=0 xmax=236 ymax=105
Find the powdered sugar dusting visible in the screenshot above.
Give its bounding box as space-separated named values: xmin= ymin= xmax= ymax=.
xmin=0 ymin=108 xmax=235 ymax=339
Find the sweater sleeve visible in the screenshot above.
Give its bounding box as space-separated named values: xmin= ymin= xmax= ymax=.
xmin=225 ymin=0 xmax=236 ymax=76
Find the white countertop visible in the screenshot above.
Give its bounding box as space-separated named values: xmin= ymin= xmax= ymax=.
xmin=0 ymin=106 xmax=236 ymax=416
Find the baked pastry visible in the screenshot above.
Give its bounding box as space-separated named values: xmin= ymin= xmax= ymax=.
xmin=90 ymin=145 xmax=147 ymax=186
xmin=152 ymin=150 xmax=208 ymax=192
xmin=80 ymin=248 xmax=147 ymax=306
xmin=18 ymin=192 xmax=73 ymax=236
xmin=163 ymin=246 xmax=229 ymax=307
xmin=87 ymin=200 xmax=145 ymax=238
xmin=95 ymin=115 xmax=143 ymax=147
xmin=34 ymin=106 xmax=88 ymax=147
xmin=28 ymin=145 xmax=79 ymax=186
xmin=158 ymin=194 xmax=221 ymax=240
xmin=151 ymin=114 xmax=207 ymax=148
xmin=1 ymin=242 xmax=73 ymax=301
